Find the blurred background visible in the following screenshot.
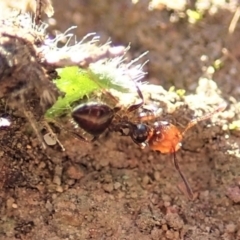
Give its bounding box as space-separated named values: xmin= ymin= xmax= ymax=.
xmin=49 ymin=0 xmax=240 ymax=99
xmin=1 ymin=0 xmax=240 ymax=96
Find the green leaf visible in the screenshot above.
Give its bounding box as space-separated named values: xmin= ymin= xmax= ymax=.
xmin=45 ymin=66 xmax=100 ymax=118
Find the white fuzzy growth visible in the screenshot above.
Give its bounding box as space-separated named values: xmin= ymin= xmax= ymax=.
xmin=89 ymin=52 xmax=148 ymax=92
xmin=41 ymin=25 xmax=148 ymax=92
xmin=1 ymin=12 xmax=47 ymax=39
xmin=2 ymin=13 xmax=148 ymax=93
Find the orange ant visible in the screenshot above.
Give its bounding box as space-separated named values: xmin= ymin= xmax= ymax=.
xmin=113 ymin=103 xmax=226 ymax=199
xmin=71 ymin=81 xmax=225 ymax=199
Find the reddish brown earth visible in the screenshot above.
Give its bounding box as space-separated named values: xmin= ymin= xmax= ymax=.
xmin=1 ymin=1 xmax=240 ymax=239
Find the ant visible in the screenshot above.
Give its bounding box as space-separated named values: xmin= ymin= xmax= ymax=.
xmin=111 ymin=103 xmax=225 ymax=199
xmin=71 ymin=83 xmax=226 ymax=200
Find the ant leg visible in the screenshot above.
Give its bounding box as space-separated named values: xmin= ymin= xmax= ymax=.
xmin=70 ymin=131 xmax=89 ymax=142
xmin=87 ymin=70 xmax=121 ymax=106
xmin=182 ymin=104 xmax=226 ymax=136
xmin=70 ymin=131 xmax=99 ymax=142
xmin=89 ymin=69 xmax=145 ymax=114
xmin=91 ymin=136 xmax=99 ymax=142
xmin=172 ymin=150 xmax=194 ymax=200
xmin=127 ymin=84 xmax=144 ymax=112
xmin=137 ymin=107 xmax=158 ymax=122
xmin=111 ymin=122 xmax=132 ymax=136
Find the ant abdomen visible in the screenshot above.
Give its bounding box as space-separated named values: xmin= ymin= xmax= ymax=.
xmin=72 ymin=102 xmax=115 ymax=136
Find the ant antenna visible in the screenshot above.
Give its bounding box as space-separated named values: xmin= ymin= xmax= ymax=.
xmin=35 ymin=0 xmax=42 ymax=25
xmin=172 ymin=150 xmax=194 ymax=199
xmin=182 ymin=104 xmax=226 ymax=137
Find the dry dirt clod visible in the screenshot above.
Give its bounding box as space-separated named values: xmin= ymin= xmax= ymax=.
xmin=113 ymin=182 xmax=121 ymax=190
xmin=226 ymin=186 xmax=240 ymax=203
xmin=1 ymin=1 xmax=239 ymax=240
xmin=102 ymin=183 xmax=114 ymax=193
xmin=65 ymin=165 xmax=85 ymax=180
xmin=225 ymin=223 xmax=237 ymax=233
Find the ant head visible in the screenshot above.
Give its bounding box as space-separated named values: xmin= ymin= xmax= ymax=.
xmin=130 ymin=123 xmax=150 ymax=144
xmin=113 ymin=122 xmax=150 ymax=146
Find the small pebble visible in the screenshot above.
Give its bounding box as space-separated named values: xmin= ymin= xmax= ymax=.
xmin=102 ymin=183 xmax=114 ymax=193
xmin=6 ymin=198 xmax=15 ymax=209
xmin=56 ymin=186 xmax=63 ymax=193
xmin=130 ymin=192 xmax=138 ymax=199
xmin=173 ymin=231 xmax=179 ymax=239
xmin=55 ymin=165 xmax=63 ymax=176
xmin=53 ymin=175 xmax=61 ymax=186
xmin=142 ymin=175 xmax=150 ymax=185
xmin=226 ymin=186 xmax=240 ymax=203
xmin=38 ymin=161 xmax=46 ymax=170
xmin=162 ymin=194 xmax=171 ymax=202
xmin=104 ymin=174 xmax=112 ymax=183
xmin=17 ymin=143 xmax=22 ymax=149
xmin=114 ymin=182 xmax=121 ymax=190
xmin=99 ymin=158 xmax=109 ymax=167
xmin=226 ymin=223 xmax=236 ymax=233
xmin=164 ymin=201 xmax=171 ymax=207
xmin=52 ymin=194 xmax=57 ymax=199
xmin=199 ymin=190 xmax=209 ymax=200
xmin=12 ymin=203 xmax=18 ymax=209
xmin=165 ymin=230 xmax=174 ymax=239
xmin=66 ymin=165 xmax=84 ymax=180
xmin=118 ymin=191 xmax=125 ymax=199
xmin=43 ymin=133 xmax=57 ymax=146
xmin=154 ymin=171 xmax=161 ymax=181
xmin=45 ymin=200 xmax=53 ymax=212
xmin=162 ymin=224 xmax=168 ymax=231
xmin=67 ymin=179 xmax=76 ymax=186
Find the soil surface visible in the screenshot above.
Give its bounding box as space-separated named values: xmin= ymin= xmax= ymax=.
xmin=1 ymin=0 xmax=240 ymax=239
